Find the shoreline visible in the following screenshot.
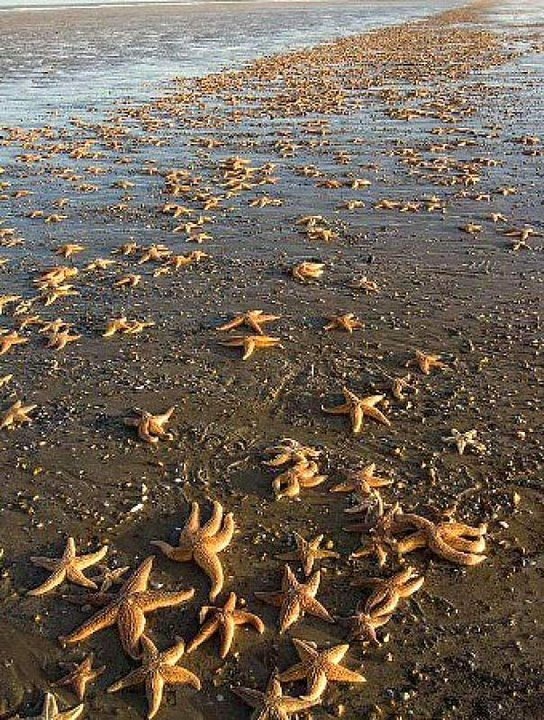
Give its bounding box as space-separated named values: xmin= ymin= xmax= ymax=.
xmin=0 ymin=0 xmax=543 ymax=718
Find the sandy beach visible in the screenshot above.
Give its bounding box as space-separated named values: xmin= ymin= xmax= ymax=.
xmin=0 ymin=0 xmax=543 ymax=718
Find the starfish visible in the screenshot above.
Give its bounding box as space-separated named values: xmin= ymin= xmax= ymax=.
xmin=263 ymin=438 xmax=321 ymax=467
xmin=103 ymin=316 xmax=130 ymax=337
xmin=330 ymin=463 xmax=392 ymax=494
xmin=255 ymin=565 xmax=334 ymax=634
xmin=138 ymin=244 xmax=171 ymax=264
xmin=90 ymin=563 xmax=130 ymax=592
xmin=53 ymin=654 xmax=105 ymax=700
xmin=442 ymin=428 xmax=486 ymax=455
xmin=218 ymin=309 xmax=281 ymax=335
xmin=0 ymin=294 xmax=21 ymax=313
xmin=113 ymin=273 xmax=141 ymax=289
xmin=351 ymin=276 xmax=379 ymax=294
xmin=291 ymin=261 xmax=324 ymax=282
xmin=187 ymin=591 xmax=264 ymax=658
xmin=112 ymin=242 xmax=140 ymax=256
xmin=0 ymin=330 xmax=29 ymax=356
xmin=0 ymin=399 xmax=37 ymax=430
xmin=279 ymin=638 xmax=365 ymax=700
xmin=391 ymin=373 xmax=418 ymax=402
xmin=407 ymin=350 xmax=449 ymax=375
xmin=151 ymin=500 xmax=234 ymax=600
xmin=233 ymin=670 xmax=318 ymax=720
xmin=219 ymin=334 xmax=282 ymax=360
xmin=46 ymin=330 xmax=82 ymax=350
xmin=277 ymin=532 xmax=339 ymax=576
xmin=124 ymin=320 xmax=155 ymax=335
xmin=108 ymin=635 xmax=200 ymax=719
xmin=352 ymin=566 xmax=424 ymax=616
xmin=41 ymin=285 xmax=80 ymax=306
xmin=59 ymin=556 xmax=195 ymax=658
xmin=324 ymin=313 xmax=364 ymax=333
xmin=271 ymin=459 xmax=327 ymax=500
xmin=350 ymin=503 xmax=402 ymax=565
xmin=28 ymin=537 xmax=108 ymax=596
xmin=38 ymin=318 xmax=70 ymax=334
xmin=343 ymin=604 xmax=394 ymax=646
xmin=14 ymin=692 xmax=83 ymax=720
xmin=124 ymin=406 xmax=175 ymax=444
xmin=322 ymin=387 xmax=391 ymax=435
xmin=84 ymin=258 xmax=116 ymax=271
xmin=56 ymin=244 xmax=85 ymax=259
xmin=0 ymin=373 xmax=13 ymax=388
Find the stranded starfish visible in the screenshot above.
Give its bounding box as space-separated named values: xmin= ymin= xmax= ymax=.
xmin=0 ymin=400 xmax=36 ymax=430
xmin=28 ymin=538 xmax=108 ymax=596
xmin=124 ymin=406 xmax=175 ymax=444
xmin=263 ymin=438 xmax=321 ymax=467
xmin=277 ymin=532 xmax=339 ymax=576
xmin=187 ymin=592 xmax=264 ymax=658
xmin=152 ymin=500 xmax=234 ymax=600
xmin=218 ymin=309 xmax=281 ymax=335
xmin=234 ymin=670 xmax=318 ymax=720
xmin=352 ymin=566 xmax=424 ymax=616
xmin=255 ymin=565 xmax=334 ymax=633
xmin=53 ymin=654 xmax=105 ymax=700
xmin=407 ymin=350 xmax=449 ymax=375
xmin=323 ymin=313 xmax=364 ymax=333
xmin=442 ymin=428 xmax=486 ymax=455
xmin=322 ymin=387 xmax=391 ymax=435
xmin=0 ymin=330 xmax=29 ymax=356
xmin=279 ymin=638 xmax=365 ymax=700
xmin=59 ymin=556 xmax=194 ymax=658
xmin=330 ymin=463 xmax=392 ymax=494
xmin=291 ymin=261 xmax=324 ymax=282
xmin=343 ymin=604 xmax=394 ymax=646
xmin=272 ymin=460 xmax=327 ymax=500
xmin=14 ymin=692 xmax=83 ymax=720
xmin=108 ymin=635 xmax=200 ymax=719
xmin=219 ymin=334 xmax=282 ymax=360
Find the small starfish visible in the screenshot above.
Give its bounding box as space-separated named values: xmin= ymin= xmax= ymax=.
xmin=233 ymin=670 xmax=318 ymax=720
xmin=0 ymin=400 xmax=36 ymax=430
xmin=350 ymin=503 xmax=401 ymax=565
xmin=272 ymin=460 xmax=327 ymax=500
xmin=59 ymin=556 xmax=194 ymax=658
xmin=407 ymin=350 xmax=449 ymax=375
xmin=218 ymin=309 xmax=281 ymax=335
xmin=14 ymin=692 xmax=83 ymax=720
xmin=391 ymin=373 xmax=418 ymax=402
xmin=53 ymin=654 xmax=105 ymax=700
xmin=330 ymin=463 xmax=392 ymax=494
xmin=291 ymin=261 xmax=324 ymax=282
xmin=219 ymin=334 xmax=282 ymax=360
xmin=124 ymin=320 xmax=155 ymax=335
xmin=0 ymin=330 xmax=29 ymax=356
xmin=28 ymin=537 xmax=108 ymax=596
xmin=277 ymin=532 xmax=339 ymax=576
xmin=255 ymin=565 xmax=334 ymax=634
xmin=124 ymin=406 xmax=175 ymax=444
xmin=0 ymin=373 xmax=13 ymax=388
xmin=351 ymin=276 xmax=379 ymax=293
xmin=152 ymin=500 xmax=234 ymax=600
xmin=442 ymin=428 xmax=486 ymax=455
xmin=279 ymin=638 xmax=365 ymax=700
xmin=113 ymin=273 xmax=141 ymax=289
xmin=187 ymin=591 xmax=264 ymax=658
xmin=108 ymin=635 xmax=200 ymax=719
xmin=90 ymin=563 xmax=130 ymax=592
xmin=343 ymin=605 xmax=394 ymax=646
xmin=112 ymin=242 xmax=140 ymax=256
xmin=46 ymin=330 xmax=82 ymax=350
xmin=103 ymin=317 xmax=130 ymax=337
xmin=84 ymin=258 xmax=116 ymax=271
xmin=322 ymin=387 xmax=391 ymax=435
xmin=39 ymin=318 xmax=70 ymax=334
xmin=56 ymin=244 xmax=85 ymax=259
xmin=263 ymin=438 xmax=321 ymax=467
xmin=352 ymin=566 xmax=424 ymax=616
xmin=324 ymin=313 xmax=364 ymax=333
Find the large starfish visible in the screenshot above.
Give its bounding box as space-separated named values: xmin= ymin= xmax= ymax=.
xmin=279 ymin=638 xmax=365 ymax=700
xmin=219 ymin=334 xmax=282 ymax=360
xmin=255 ymin=565 xmax=334 ymax=634
xmin=407 ymin=350 xmax=449 ymax=375
xmin=108 ymin=635 xmax=200 ymax=719
xmin=151 ymin=500 xmax=234 ymax=600
xmin=218 ymin=309 xmax=281 ymax=335
xmin=272 ymin=460 xmax=327 ymax=500
xmin=187 ymin=591 xmax=264 ymax=658
xmin=277 ymin=532 xmax=339 ymax=576
xmin=352 ymin=566 xmax=424 ymax=616
xmin=124 ymin=406 xmax=175 ymax=444
xmin=330 ymin=463 xmax=392 ymax=494
xmin=53 ymin=654 xmax=105 ymax=700
xmin=59 ymin=556 xmax=195 ymax=658
xmin=322 ymin=387 xmax=391 ymax=435
xmin=0 ymin=400 xmax=37 ymax=430
xmin=14 ymin=693 xmax=83 ymax=720
xmin=233 ymin=670 xmax=318 ymax=720
xmin=28 ymin=537 xmax=108 ymax=596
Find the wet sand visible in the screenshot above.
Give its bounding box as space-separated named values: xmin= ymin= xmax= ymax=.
xmin=0 ymin=0 xmax=543 ymax=718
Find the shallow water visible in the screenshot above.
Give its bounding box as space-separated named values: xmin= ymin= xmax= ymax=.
xmin=0 ymin=0 xmax=471 ymax=124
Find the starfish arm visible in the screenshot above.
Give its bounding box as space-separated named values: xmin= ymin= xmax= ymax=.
xmin=28 ymin=567 xmax=67 ymax=596
xmin=322 ymin=403 xmax=350 ymax=415
xmin=449 ymin=536 xmax=486 ymax=554
xmin=217 ymin=317 xmax=244 ymax=331
xmin=117 ymin=603 xmax=147 ymax=658
xmin=186 ymin=502 xmax=201 ymax=533
xmin=278 ymin=661 xmax=309 ymax=683
xmin=57 ymin=704 xmax=85 ymax=720
xmin=194 ymin=548 xmax=224 ymax=600
xmin=212 ymin=513 xmax=235 ymax=550
xmin=399 ymin=576 xmax=425 ymax=597
xmin=233 ymin=610 xmax=265 ymax=633
xmin=329 ymin=481 xmax=357 ymax=493
xmin=219 ymin=617 xmax=236 ymax=658
xmin=242 ymin=338 xmax=256 ymax=360
xmin=65 ymin=567 xmax=100 ymax=590
xmin=146 ymin=672 xmax=165 ymax=720
xmin=248 ymin=318 xmax=265 ymax=334
xmin=304 ymin=668 xmax=329 ymax=700
xmin=255 ymin=591 xmax=285 ymax=607
xmin=108 ymin=667 xmax=147 ymax=693
xmin=291 ymin=638 xmax=318 ymax=661
xmin=278 ymin=597 xmax=301 ymax=633
xmin=350 ymin=405 xmax=365 ymax=434
xmin=323 ymin=644 xmax=350 ymax=664
xmin=186 ymin=618 xmax=220 ymax=653
xmin=300 ymin=474 xmax=327 ymax=489
xmin=305 ymin=570 xmax=321 ymax=597
xmin=366 ymin=592 xmax=398 ymax=617
xmin=232 ymin=687 xmax=265 ymax=710
xmin=325 ymin=664 xmax=366 ymax=684
xmin=161 ymin=665 xmax=201 ymax=690
xmin=60 ymin=600 xmax=119 ymax=644
xmin=124 ymin=556 xmax=154 ymax=594
xmin=160 ymin=638 xmax=187 ymax=665
xmin=364 ymin=406 xmax=391 ymax=427
xmin=139 ymin=588 xmax=195 ymax=612
xmin=280 ymin=695 xmax=319 ymax=713
xmin=202 ymin=501 xmax=224 ymax=536
xmin=302 ymin=596 xmax=335 ymax=624
xmin=29 ymin=556 xmax=60 ymax=570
